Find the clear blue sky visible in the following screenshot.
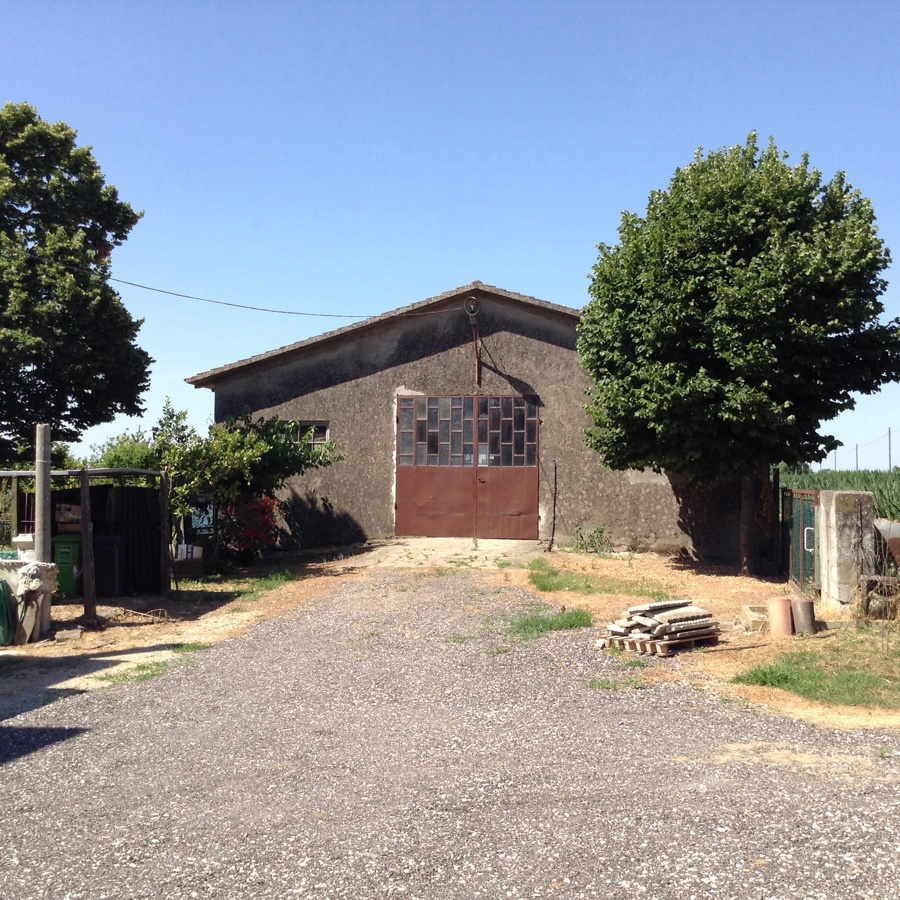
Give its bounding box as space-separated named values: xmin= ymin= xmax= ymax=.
xmin=4 ymin=0 xmax=900 ymax=470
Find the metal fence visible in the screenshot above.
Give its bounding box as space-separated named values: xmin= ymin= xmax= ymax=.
xmin=782 ymin=488 xmax=818 ymax=596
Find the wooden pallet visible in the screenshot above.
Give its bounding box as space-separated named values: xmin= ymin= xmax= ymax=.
xmin=603 ymin=630 xmax=719 ymax=657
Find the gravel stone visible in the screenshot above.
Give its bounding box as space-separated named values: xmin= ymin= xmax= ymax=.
xmin=1 ymin=570 xmax=898 ymax=899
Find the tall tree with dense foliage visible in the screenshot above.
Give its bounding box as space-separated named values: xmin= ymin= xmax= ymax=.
xmin=578 ymin=134 xmax=900 ymax=572
xmin=0 ymin=102 xmax=151 ymax=458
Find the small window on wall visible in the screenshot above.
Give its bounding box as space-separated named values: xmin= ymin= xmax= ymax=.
xmin=296 ymin=423 xmax=329 ymax=445
xmin=397 ymin=395 xmax=537 ymax=467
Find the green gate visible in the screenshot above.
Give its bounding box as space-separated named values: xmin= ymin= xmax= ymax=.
xmin=782 ymin=488 xmax=818 ymax=594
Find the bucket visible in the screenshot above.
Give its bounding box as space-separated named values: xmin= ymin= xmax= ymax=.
xmin=767 ymin=596 xmax=794 ymax=636
xmin=791 ymin=598 xmax=816 ymax=634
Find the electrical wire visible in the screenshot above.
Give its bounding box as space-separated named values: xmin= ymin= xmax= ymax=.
xmin=109 ymin=277 xmax=463 ymax=319
xmin=109 ymin=278 xmax=362 ymax=318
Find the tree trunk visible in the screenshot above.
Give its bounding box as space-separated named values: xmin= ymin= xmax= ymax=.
xmin=740 ymin=470 xmax=756 ymax=575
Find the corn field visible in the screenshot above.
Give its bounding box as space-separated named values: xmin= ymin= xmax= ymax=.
xmin=780 ymin=470 xmax=900 ymax=520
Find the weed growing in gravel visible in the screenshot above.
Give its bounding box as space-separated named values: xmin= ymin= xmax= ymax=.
xmin=527 ymin=558 xmax=671 ymax=600
xmin=98 ymin=660 xmax=171 ymax=685
xmin=622 ymin=657 xmax=651 ymax=669
xmin=170 ymin=642 xmax=211 ymax=654
xmin=719 ymin=694 xmax=751 ymax=709
xmin=509 ymin=606 xmax=592 ymax=641
xmin=488 ymin=645 xmax=512 ymax=655
xmin=495 ymin=560 xmax=512 ymax=569
xmin=446 ymin=635 xmax=474 ymax=644
xmin=877 ymin=746 xmax=894 ymax=759
xmin=97 ymin=642 xmax=210 ymax=686
xmin=588 ymin=675 xmax=645 ymax=691
xmin=732 ymin=626 xmax=900 ymax=708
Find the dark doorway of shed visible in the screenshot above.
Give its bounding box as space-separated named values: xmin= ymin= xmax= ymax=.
xmin=395 ymin=395 xmax=539 ymax=539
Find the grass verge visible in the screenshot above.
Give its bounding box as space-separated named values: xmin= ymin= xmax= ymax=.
xmin=731 ymin=626 xmax=900 ymax=708
xmin=178 ymin=568 xmax=299 ymax=606
xmin=240 ymin=569 xmax=298 ymax=602
xmin=527 ymin=558 xmax=672 ymax=600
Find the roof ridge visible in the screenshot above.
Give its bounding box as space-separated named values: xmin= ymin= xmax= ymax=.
xmin=186 ymin=283 xmax=580 ymax=387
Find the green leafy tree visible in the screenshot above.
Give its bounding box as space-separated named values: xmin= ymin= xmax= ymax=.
xmin=87 ymin=429 xmax=157 ymax=471
xmin=0 ymin=102 xmax=151 ymax=458
xmin=82 ymin=428 xmax=159 ymax=487
xmin=578 ymin=134 xmax=900 ymax=572
xmin=152 ymin=399 xmax=337 ymax=555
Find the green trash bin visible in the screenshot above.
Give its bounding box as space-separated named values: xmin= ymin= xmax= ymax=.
xmin=52 ymin=534 xmax=82 ymax=598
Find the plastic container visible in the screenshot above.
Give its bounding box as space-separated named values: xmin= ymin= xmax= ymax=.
xmin=52 ymin=533 xmax=82 ymax=598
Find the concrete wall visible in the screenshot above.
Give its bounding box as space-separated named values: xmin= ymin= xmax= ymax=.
xmin=818 ymin=491 xmax=875 ymax=607
xmin=207 ymin=290 xmax=740 ymax=561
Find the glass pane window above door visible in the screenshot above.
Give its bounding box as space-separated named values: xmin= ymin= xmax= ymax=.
xmin=398 ymin=395 xmax=537 ymax=467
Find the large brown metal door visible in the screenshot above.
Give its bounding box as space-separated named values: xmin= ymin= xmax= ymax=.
xmin=395 ymin=395 xmax=539 ymax=539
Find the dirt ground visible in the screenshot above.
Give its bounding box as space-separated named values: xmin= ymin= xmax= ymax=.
xmin=2 ymin=537 xmax=898 ymax=730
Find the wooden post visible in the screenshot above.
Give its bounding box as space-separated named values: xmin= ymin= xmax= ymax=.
xmin=159 ymin=471 xmax=171 ymax=597
xmin=772 ymin=466 xmax=781 ymax=573
xmin=10 ymin=474 xmax=19 ymax=538
xmin=80 ymin=470 xmax=96 ymax=622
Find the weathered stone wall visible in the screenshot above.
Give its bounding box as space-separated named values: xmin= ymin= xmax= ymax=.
xmin=209 ymin=291 xmax=740 ymax=561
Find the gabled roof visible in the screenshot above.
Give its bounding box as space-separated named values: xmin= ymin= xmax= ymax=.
xmin=186 ymin=281 xmax=580 ymax=389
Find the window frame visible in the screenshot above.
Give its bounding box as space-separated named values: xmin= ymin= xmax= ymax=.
xmin=295 ymin=422 xmax=330 ymax=446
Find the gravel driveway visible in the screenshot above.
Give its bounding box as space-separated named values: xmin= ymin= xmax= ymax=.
xmin=1 ymin=569 xmax=898 ymax=900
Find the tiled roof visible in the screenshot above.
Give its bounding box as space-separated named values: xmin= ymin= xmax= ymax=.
xmin=186 ymin=281 xmax=580 ymax=388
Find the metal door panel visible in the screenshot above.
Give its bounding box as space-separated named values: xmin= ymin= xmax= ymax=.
xmin=475 ymin=466 xmax=539 ymax=539
xmin=395 ymin=467 xmax=474 ymax=537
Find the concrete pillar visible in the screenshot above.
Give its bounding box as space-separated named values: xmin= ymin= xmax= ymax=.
xmin=818 ymin=491 xmax=875 ymax=608
xmin=34 ymin=424 xmax=52 ymax=634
